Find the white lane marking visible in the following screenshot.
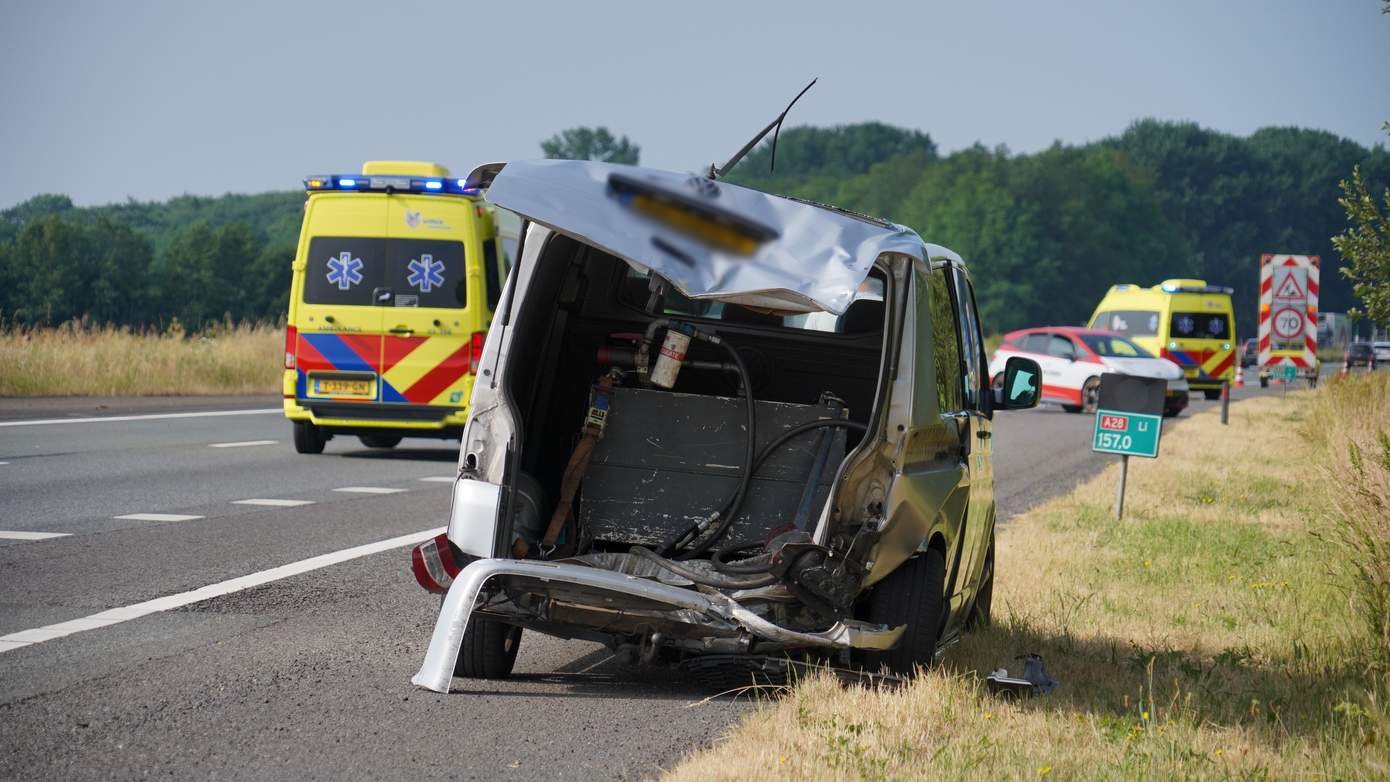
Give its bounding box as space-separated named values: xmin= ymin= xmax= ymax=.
xmin=209 ymin=440 xmax=278 ymax=449
xmin=0 ymin=527 xmax=444 ymax=652
xmin=0 ymin=531 xmax=71 ymax=541
xmin=232 ymin=498 xmax=315 ymax=507
xmin=114 ymin=513 xmax=204 ymax=522
xmin=334 ymin=486 xmax=406 ymax=494
xmin=0 ymin=461 xmax=9 ymax=465
xmin=0 ymin=408 xmax=280 ymax=428
xmin=418 ymin=476 xmax=456 ymax=483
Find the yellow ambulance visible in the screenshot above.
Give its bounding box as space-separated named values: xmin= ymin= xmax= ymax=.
xmin=283 ymin=161 xmax=506 ymax=454
xmin=1087 ymin=279 xmax=1236 ymax=399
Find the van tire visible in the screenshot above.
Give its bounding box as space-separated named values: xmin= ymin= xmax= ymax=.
xmin=358 ymin=434 xmax=402 ymax=449
xmin=862 ymin=548 xmax=946 ymax=675
xmin=454 ymin=618 xmax=522 ymax=679
xmin=293 ymin=421 xmax=326 ymax=454
xmin=1203 ymin=389 xmax=1221 ymax=400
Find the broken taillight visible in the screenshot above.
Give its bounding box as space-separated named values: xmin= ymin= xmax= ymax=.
xmin=411 ymin=532 xmax=463 ymax=593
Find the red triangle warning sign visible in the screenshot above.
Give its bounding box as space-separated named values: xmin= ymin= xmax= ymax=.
xmin=1274 ymin=273 xmax=1304 ymax=300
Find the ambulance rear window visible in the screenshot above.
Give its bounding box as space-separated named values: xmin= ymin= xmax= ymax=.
xmin=1170 ymin=312 xmax=1230 ymax=340
xmin=303 ymin=237 xmax=466 ymax=308
xmin=1092 ymin=310 xmax=1159 ymax=337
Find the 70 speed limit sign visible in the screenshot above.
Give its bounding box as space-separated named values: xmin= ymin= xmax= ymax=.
xmin=1272 ymin=307 xmax=1303 ymax=339
xmin=1258 ymin=254 xmax=1318 ymax=370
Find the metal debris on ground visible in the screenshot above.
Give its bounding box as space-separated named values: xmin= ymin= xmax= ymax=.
xmin=985 ymin=653 xmax=1058 ymax=697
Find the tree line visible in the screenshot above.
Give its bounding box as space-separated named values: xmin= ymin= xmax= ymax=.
xmin=1 ymin=119 xmax=1386 ymax=334
xmin=727 ymin=121 xmax=1390 ymax=334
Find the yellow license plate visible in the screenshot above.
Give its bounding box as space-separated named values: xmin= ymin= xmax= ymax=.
xmin=315 ymin=378 xmax=372 ymax=396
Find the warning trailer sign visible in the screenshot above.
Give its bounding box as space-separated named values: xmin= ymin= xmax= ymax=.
xmin=1258 ymin=254 xmax=1318 ymax=370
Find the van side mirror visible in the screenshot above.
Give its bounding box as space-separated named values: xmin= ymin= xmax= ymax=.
xmin=994 ymin=356 xmax=1041 ymax=410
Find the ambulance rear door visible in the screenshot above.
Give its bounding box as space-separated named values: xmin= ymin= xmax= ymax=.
xmin=376 ymin=194 xmax=480 ymax=408
xmin=293 ymin=195 xmax=388 ymax=404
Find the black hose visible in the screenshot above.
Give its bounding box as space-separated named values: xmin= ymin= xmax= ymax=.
xmin=666 ymin=337 xmax=756 ymax=560
xmin=695 ymin=416 xmax=867 ymax=569
xmin=628 ymin=545 xmax=776 ymax=589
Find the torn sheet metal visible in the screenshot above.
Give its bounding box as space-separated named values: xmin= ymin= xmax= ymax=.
xmin=410 ymin=558 xmax=905 ymax=692
xmin=482 ymin=159 xmax=926 ymax=314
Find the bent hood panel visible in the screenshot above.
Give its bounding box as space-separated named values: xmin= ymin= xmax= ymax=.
xmin=484 ymin=159 xmax=924 ymax=314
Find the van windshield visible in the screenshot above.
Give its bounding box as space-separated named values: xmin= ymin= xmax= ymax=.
xmin=303 ymin=237 xmax=467 ymax=308
xmin=1091 ymin=310 xmax=1159 ymax=337
xmin=1170 ymin=312 xmax=1230 ymax=340
xmin=1079 ymin=333 xmax=1155 ymax=358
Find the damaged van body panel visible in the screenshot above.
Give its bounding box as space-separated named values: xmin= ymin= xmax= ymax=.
xmin=483 ymin=159 xmax=926 ymax=314
xmin=411 ymin=162 xmax=1040 ymax=691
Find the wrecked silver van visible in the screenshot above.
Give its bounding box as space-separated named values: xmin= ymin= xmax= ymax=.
xmin=410 ymin=160 xmax=1041 ymax=692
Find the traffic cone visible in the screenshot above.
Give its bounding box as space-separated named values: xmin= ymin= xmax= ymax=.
xmin=1235 ymin=367 xmax=1244 ymax=388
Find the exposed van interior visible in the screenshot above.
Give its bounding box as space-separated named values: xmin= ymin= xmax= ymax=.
xmin=502 ymin=233 xmax=888 ymax=562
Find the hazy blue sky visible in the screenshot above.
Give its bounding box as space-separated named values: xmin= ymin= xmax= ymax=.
xmin=1 ymin=1 xmax=1386 ymax=209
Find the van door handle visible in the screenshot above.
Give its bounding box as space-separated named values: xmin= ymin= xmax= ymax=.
xmin=389 ymin=326 xmax=414 ymax=336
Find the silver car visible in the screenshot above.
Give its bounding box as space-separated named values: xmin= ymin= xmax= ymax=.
xmin=409 ymin=160 xmax=1041 ymax=691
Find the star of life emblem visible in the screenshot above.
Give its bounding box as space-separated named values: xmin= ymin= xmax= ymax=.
xmin=407 ymin=255 xmax=446 ymax=293
xmin=326 ymin=252 xmax=364 ymax=291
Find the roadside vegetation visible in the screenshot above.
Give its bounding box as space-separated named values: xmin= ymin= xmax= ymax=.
xmin=668 ymin=374 xmax=1390 ymax=780
xmin=0 ymin=321 xmax=281 ymax=396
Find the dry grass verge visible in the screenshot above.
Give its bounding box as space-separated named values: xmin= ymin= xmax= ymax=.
xmin=667 ymin=381 xmax=1390 ymax=780
xmin=0 ymin=321 xmax=281 ymax=396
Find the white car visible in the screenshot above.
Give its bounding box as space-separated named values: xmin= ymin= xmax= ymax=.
xmin=1373 ymin=341 xmax=1390 ymax=365
xmin=989 ymin=327 xmax=1189 ymax=416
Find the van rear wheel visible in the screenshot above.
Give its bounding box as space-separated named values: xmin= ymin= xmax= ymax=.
xmin=1203 ymin=389 xmax=1221 ymax=400
xmin=454 ymin=617 xmax=522 ymax=679
xmin=292 ymin=421 xmax=326 ymax=454
xmin=358 ymin=434 xmax=402 ymax=449
xmin=861 ymin=548 xmax=946 ymax=675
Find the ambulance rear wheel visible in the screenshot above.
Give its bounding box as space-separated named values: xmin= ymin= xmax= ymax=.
xmin=1203 ymin=389 xmax=1221 ymax=400
xmin=1259 ymin=377 xmax=1269 ymax=388
xmin=293 ymin=421 xmax=326 ymax=454
xmin=358 ymin=434 xmax=402 ymax=449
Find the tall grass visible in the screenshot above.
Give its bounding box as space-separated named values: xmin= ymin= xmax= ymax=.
xmin=0 ymin=320 xmax=282 ymax=396
xmin=666 ymin=390 xmax=1390 ymax=780
xmin=1308 ymin=372 xmax=1390 ymax=696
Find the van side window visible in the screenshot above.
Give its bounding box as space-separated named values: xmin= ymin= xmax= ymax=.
xmin=926 ymin=267 xmax=963 ymax=413
xmin=947 ymin=268 xmax=988 ymax=412
xmin=483 ymin=239 xmax=501 ymax=310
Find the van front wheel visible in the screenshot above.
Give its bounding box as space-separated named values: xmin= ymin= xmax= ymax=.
xmin=862 ymin=548 xmax=946 ymax=675
xmin=292 ymin=421 xmax=326 ymax=454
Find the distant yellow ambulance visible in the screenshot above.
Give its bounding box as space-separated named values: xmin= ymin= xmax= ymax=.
xmin=1088 ymin=279 xmax=1236 ymax=399
xmin=283 ymin=161 xmax=507 ymax=454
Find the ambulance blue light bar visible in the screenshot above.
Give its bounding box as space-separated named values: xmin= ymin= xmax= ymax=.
xmin=1159 ymin=283 xmax=1234 ymax=295
xmin=303 ymin=175 xmax=479 ymax=195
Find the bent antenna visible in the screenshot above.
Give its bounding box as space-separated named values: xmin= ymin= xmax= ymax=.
xmin=707 ymin=78 xmax=817 ymax=180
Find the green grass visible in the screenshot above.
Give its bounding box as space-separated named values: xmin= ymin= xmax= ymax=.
xmin=665 ymin=383 xmax=1390 ymax=780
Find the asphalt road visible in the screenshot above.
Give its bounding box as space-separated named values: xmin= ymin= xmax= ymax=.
xmin=0 ymin=386 xmax=1275 ymax=780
